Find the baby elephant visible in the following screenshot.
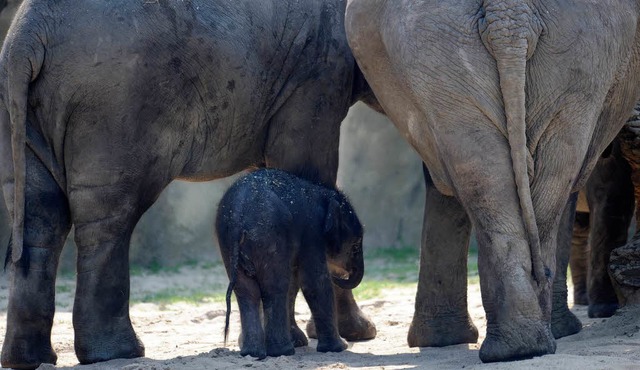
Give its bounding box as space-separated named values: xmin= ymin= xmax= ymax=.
xmin=216 ymin=168 xmax=364 ymax=358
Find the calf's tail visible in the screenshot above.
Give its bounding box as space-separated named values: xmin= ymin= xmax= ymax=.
xmin=224 ymin=231 xmax=247 ymax=346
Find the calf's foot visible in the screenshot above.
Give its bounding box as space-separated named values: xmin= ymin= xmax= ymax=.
xmin=291 ymin=324 xmax=308 ymax=347
xmin=266 ymin=340 xmax=295 ymax=357
xmin=407 ymin=313 xmax=478 ymax=347
xmin=480 ymin=319 xmax=555 ymax=363
xmin=317 ymin=337 xmax=348 ymax=353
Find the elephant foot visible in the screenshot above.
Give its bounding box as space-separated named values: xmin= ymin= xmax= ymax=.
xmin=479 ymin=319 xmax=556 ymax=363
xmin=291 ymin=323 xmax=308 ymax=347
xmin=266 ymin=339 xmax=295 ymax=357
xmin=407 ymin=313 xmax=478 ymax=347
xmin=74 ymin=321 xmax=144 ymax=364
xmin=1 ymin=333 xmax=57 ymax=370
xmin=307 ymin=307 xmax=376 ymax=341
xmin=588 ymin=303 xmax=618 ymax=318
xmin=240 ymin=344 xmax=267 ymax=360
xmin=317 ymin=337 xmax=348 ymax=353
xmin=551 ymin=305 xmax=582 ymax=339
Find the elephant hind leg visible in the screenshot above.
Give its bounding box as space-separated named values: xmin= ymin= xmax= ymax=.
xmin=70 ymin=186 xmax=147 ymax=364
xmin=408 ymin=165 xmax=478 ymax=348
xmin=1 ymin=146 xmax=71 ymax=369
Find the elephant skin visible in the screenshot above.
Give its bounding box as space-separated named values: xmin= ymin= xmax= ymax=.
xmin=217 ymin=168 xmax=363 ymax=358
xmin=0 ymin=0 xmax=377 ymax=368
xmin=346 ymin=0 xmax=640 ymax=363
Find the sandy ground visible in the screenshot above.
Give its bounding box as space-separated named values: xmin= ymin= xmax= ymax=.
xmin=1 ymin=265 xmax=639 ymax=370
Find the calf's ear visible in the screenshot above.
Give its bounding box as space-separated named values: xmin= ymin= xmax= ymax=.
xmin=324 ymin=198 xmax=342 ymax=250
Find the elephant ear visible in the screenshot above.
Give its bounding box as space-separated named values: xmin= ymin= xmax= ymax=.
xmin=324 ymin=198 xmax=342 ymax=255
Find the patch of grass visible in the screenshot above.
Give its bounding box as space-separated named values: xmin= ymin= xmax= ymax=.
xmin=352 ymin=279 xmax=416 ymax=301
xmin=56 ymin=284 xmax=73 ymax=293
xmin=132 ymin=289 xmax=227 ymax=307
xmin=365 ymin=246 xmax=419 ymax=282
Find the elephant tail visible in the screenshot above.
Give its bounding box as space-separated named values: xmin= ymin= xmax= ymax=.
xmin=3 ymin=17 xmax=46 ymax=266
xmin=479 ymin=1 xmax=546 ymax=288
xmin=224 ymin=230 xmax=248 ymax=346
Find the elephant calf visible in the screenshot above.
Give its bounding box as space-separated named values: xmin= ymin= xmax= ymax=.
xmin=216 ymin=168 xmax=364 ymax=358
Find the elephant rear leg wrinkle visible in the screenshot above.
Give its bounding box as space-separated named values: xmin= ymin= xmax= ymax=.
xmin=408 ymin=165 xmax=478 ymax=347
xmin=1 ymin=147 xmax=71 ymax=370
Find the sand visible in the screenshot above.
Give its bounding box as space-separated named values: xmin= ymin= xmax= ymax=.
xmin=1 ymin=265 xmax=639 ymax=369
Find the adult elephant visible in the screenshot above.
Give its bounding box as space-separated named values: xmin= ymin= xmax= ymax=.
xmin=346 ymin=0 xmax=640 ymax=363
xmin=0 ymin=0 xmax=377 ymax=368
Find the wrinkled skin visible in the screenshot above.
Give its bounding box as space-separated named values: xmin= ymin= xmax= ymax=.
xmin=347 ymin=0 xmax=640 ymax=362
xmin=567 ymin=139 xmax=634 ymax=317
xmin=0 ymin=1 xmax=377 ymax=368
xmin=216 ymin=168 xmax=364 ymax=359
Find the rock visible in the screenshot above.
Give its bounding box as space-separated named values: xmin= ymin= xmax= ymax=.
xmin=609 ymin=239 xmax=640 ymax=306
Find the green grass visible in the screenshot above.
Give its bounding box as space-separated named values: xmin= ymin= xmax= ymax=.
xmin=131 ymin=289 xmax=228 ymax=308
xmin=118 ymin=246 xmax=480 ymax=306
xmin=352 ymin=280 xmax=416 ymax=301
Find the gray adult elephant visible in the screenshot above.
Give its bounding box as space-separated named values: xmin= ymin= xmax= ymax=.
xmin=346 ymin=0 xmax=640 ymax=363
xmin=0 ymin=0 xmax=377 ymax=368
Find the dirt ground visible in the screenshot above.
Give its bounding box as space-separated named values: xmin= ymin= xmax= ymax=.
xmin=1 ymin=265 xmax=639 ymax=369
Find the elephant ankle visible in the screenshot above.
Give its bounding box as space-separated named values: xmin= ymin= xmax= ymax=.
xmin=317 ymin=337 xmax=348 ymax=353
xmin=407 ymin=313 xmax=478 ymax=347
xmin=551 ymin=305 xmax=582 ymax=339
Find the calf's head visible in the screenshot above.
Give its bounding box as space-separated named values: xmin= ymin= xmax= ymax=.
xmin=324 ymin=193 xmax=364 ymax=290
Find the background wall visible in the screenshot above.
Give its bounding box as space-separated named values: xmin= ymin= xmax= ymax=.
xmin=0 ymin=103 xmax=426 ymax=273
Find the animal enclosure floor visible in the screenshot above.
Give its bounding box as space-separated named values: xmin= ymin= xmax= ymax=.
xmin=1 ymin=265 xmax=639 ymax=369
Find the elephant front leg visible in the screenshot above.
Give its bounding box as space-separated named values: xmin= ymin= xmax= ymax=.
xmin=407 ymin=165 xmax=478 ymax=347
xmin=1 ymin=147 xmax=71 ymax=370
xmin=551 ymin=194 xmax=583 ymax=339
xmin=300 ymin=255 xmax=347 ymax=353
xmin=70 ymin=190 xmax=146 ymax=364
